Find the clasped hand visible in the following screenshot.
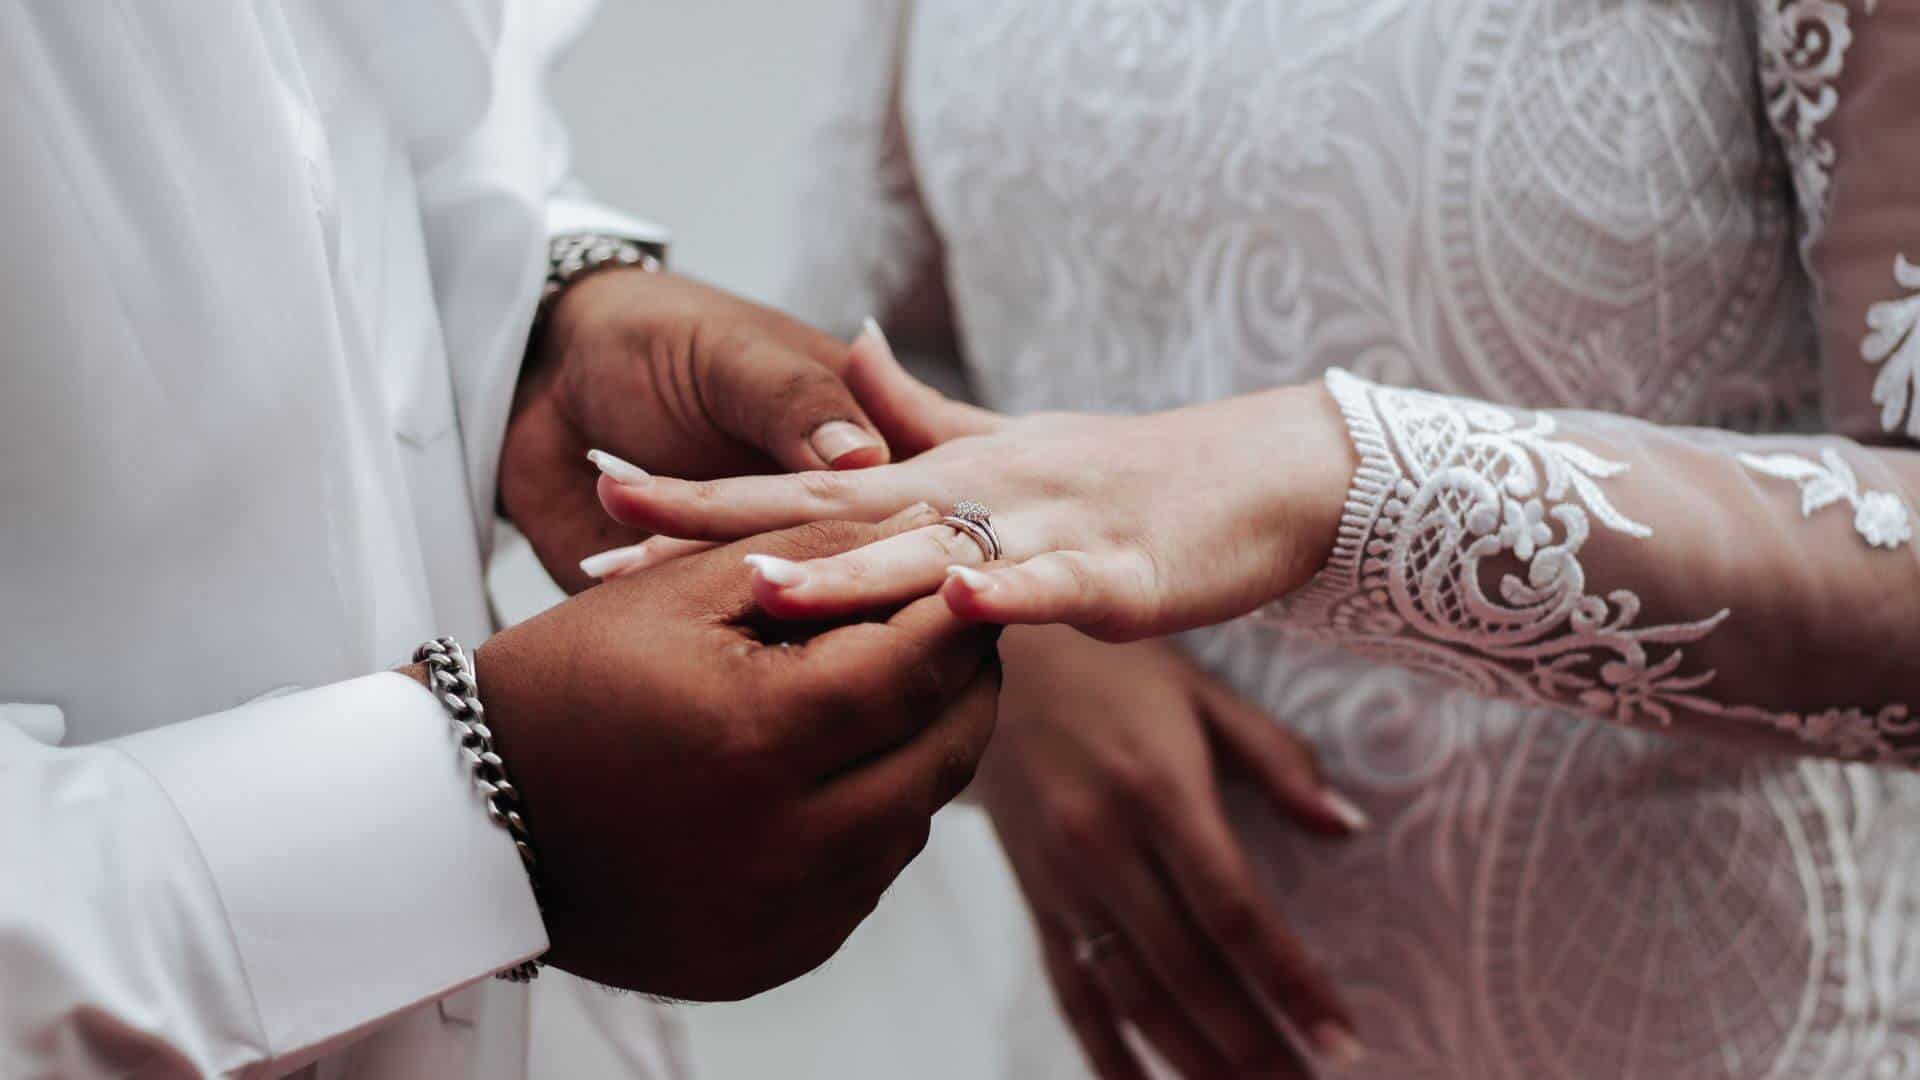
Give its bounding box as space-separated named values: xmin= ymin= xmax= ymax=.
xmin=588 ymin=322 xmax=1359 ymax=639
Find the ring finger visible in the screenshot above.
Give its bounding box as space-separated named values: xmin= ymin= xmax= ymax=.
xmin=1051 ymin=921 xmax=1233 ymax=1080
xmin=1075 ymin=850 xmax=1309 ymax=1077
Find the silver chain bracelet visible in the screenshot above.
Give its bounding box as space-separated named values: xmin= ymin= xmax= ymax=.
xmin=540 ymin=232 xmax=666 ymax=315
xmin=414 ymin=636 xmax=544 ymax=983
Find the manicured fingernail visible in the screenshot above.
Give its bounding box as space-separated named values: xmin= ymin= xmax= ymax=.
xmin=1321 ymin=789 xmax=1371 ymax=833
xmin=587 ymin=449 xmax=649 ymax=486
xmin=946 ymin=565 xmax=995 ymax=592
xmin=809 ymin=420 xmax=881 ymax=465
xmin=856 ymin=316 xmax=887 ymax=350
xmin=1312 ymin=1024 xmax=1367 ymax=1069
xmin=746 ymin=554 xmax=808 ymax=588
xmin=579 ymin=543 xmax=652 ymax=580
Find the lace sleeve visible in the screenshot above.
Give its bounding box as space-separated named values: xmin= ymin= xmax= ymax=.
xmin=1271 ymin=0 xmax=1920 ymax=766
xmin=1278 ymin=371 xmax=1920 ymax=764
xmin=778 ymin=0 xmax=945 ymax=342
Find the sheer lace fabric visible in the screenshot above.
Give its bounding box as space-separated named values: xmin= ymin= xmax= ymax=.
xmin=786 ymin=0 xmax=1920 ymax=1076
xmin=1286 ymin=368 xmax=1920 ymax=764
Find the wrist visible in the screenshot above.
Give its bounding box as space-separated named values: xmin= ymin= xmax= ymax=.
xmin=1206 ymin=380 xmax=1356 ymax=602
xmin=397 ymin=661 xmax=431 ymax=691
xmin=1283 ymin=378 xmax=1359 ymax=590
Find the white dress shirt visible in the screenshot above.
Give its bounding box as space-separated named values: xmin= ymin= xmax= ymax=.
xmin=0 ymin=1 xmax=670 ymax=1076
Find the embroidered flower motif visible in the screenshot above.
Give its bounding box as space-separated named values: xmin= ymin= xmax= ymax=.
xmin=1855 ymin=492 xmax=1914 ymax=549
xmin=1739 ymin=447 xmax=1914 ymax=549
xmin=1498 ymin=500 xmax=1553 ymax=560
xmin=1756 ymin=0 xmax=1859 ymax=252
xmin=1863 ymin=254 xmax=1920 ymax=438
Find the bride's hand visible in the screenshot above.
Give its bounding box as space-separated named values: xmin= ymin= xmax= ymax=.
xmin=590 ymin=324 xmax=1358 ymax=640
xmin=984 ymin=627 xmax=1366 ymax=1077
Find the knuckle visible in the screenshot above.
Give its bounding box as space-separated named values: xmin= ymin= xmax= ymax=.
xmin=797 ymin=469 xmax=853 ymax=504
xmin=1106 ymin=756 xmax=1174 ymax=817
xmin=1045 ymin=794 xmax=1112 ymax=848
xmin=932 ymin=740 xmax=984 ymax=805
xmin=773 ymin=519 xmax=868 ymax=559
xmin=1204 ymin=894 xmax=1263 ymax=951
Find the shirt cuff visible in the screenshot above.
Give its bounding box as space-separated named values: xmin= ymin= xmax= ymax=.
xmin=547 ymin=194 xmax=670 ymax=248
xmin=115 ymin=673 xmax=547 ymax=1070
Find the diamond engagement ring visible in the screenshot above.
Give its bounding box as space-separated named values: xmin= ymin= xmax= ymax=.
xmin=941 ymin=500 xmax=1003 ymax=562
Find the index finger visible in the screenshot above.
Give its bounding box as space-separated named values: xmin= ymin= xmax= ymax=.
xmin=598 ymin=465 xmax=938 ymax=542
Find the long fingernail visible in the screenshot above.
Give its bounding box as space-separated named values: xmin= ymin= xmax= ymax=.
xmin=946 ymin=565 xmax=995 ymax=593
xmin=580 ymin=543 xmax=652 ymax=580
xmin=855 ymin=316 xmax=888 ymax=351
xmin=587 ymin=449 xmax=649 ymax=486
xmin=809 ymin=420 xmax=881 ymax=465
xmin=1312 ymin=1024 xmax=1367 ymax=1070
xmin=746 ymin=554 xmax=808 ymax=588
xmin=1321 ymin=789 xmax=1372 ymax=833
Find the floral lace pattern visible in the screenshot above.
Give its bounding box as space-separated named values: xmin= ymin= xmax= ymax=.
xmin=1739 ymin=446 xmax=1916 ymax=548
xmin=1757 ymin=0 xmax=1867 ymax=256
xmin=1865 ymin=254 xmax=1920 ymax=438
xmin=1288 ymin=370 xmax=1732 ymax=727
xmin=794 ymin=1 xmax=1920 ymax=1075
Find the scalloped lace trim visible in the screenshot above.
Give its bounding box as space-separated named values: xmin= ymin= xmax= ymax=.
xmin=1278 ymin=370 xmax=1912 ymax=763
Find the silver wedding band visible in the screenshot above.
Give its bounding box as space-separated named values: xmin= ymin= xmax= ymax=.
xmin=941 ymin=499 xmax=1003 ymax=562
xmin=1073 ymin=931 xmax=1121 ymax=969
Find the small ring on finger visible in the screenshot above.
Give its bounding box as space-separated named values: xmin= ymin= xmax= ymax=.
xmin=1073 ymin=930 xmax=1123 ymax=969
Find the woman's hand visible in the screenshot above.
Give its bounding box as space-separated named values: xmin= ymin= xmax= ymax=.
xmin=590 ymin=324 xmax=1358 ymax=639
xmin=983 ymin=627 xmax=1367 ymax=1077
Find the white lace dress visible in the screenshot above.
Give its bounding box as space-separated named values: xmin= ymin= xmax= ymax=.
xmin=787 ymin=1 xmax=1920 ymax=1076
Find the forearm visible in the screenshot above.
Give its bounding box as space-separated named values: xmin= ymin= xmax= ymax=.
xmin=1275 ymin=370 xmax=1920 ymax=764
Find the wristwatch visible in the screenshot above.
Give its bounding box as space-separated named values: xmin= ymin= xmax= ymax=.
xmin=540 ymin=232 xmax=669 ymax=314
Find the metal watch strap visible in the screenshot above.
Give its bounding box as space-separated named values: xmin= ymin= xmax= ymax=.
xmin=541 ymin=232 xmax=667 ymax=314
xmin=414 ymin=636 xmax=544 ymax=983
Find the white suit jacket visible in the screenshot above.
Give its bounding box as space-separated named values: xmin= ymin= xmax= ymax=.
xmin=0 ymin=1 xmax=671 ymax=1076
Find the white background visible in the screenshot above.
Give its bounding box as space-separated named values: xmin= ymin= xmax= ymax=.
xmin=507 ymin=4 xmax=1042 ymax=1078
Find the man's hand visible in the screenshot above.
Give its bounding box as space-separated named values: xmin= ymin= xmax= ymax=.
xmin=500 ymin=269 xmax=889 ymax=592
xmin=473 ymin=517 xmax=1001 ymax=1001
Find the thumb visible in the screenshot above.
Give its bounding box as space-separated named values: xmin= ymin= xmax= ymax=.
xmin=845 ymin=318 xmax=1002 ymax=457
xmin=704 ymin=340 xmax=893 ymax=472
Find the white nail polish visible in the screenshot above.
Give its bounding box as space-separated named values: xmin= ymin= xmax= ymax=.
xmin=1321 ymin=789 xmax=1372 ymax=833
xmin=945 ymin=565 xmax=995 ymax=592
xmin=1312 ymin=1024 xmax=1367 ymax=1070
xmin=746 ymin=554 xmax=808 ymax=588
xmin=579 ymin=543 xmax=652 ymax=580
xmin=857 ymin=316 xmax=886 ymax=347
xmin=587 ymin=449 xmax=650 ymax=486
